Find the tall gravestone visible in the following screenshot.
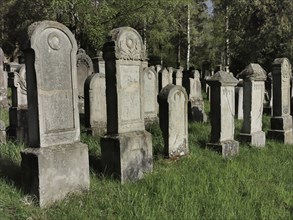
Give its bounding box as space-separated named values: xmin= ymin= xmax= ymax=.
xmin=268 ymin=58 xmax=293 ymax=144
xmin=101 ymin=27 xmax=153 ymax=183
xmin=235 ymin=79 xmax=244 ymax=120
xmin=206 ymin=71 xmax=239 ymax=157
xmin=189 ymin=70 xmax=207 ymax=122
xmin=21 ymin=21 xmax=90 ymax=207
xmin=84 ymin=72 xmax=107 ymax=136
xmin=7 ymin=64 xmax=28 ymax=142
xmin=238 ymin=64 xmax=266 ymax=147
xmin=76 ymin=48 xmax=94 ymax=113
xmin=158 ymin=84 xmax=188 ymax=158
xmin=173 ymin=68 xmax=183 ymax=86
xmin=143 ymin=66 xmax=158 ymax=125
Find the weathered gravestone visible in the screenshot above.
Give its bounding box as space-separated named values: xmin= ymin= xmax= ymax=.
xmin=206 ymin=71 xmax=239 ymax=157
xmin=268 ymin=58 xmax=293 ymax=144
xmin=238 ymin=64 xmax=266 ymax=147
xmin=172 ymin=68 xmax=183 ymax=86
xmin=158 ymin=84 xmax=188 ymax=158
xmin=264 ymin=72 xmax=272 ymax=115
xmin=7 ymin=64 xmax=28 ymax=142
xmin=235 ymin=79 xmax=244 ymax=120
xmin=143 ymin=66 xmax=158 ymax=125
xmin=21 ymin=21 xmax=90 ymax=207
xmin=77 ymin=48 xmax=94 ymax=113
xmin=188 ymin=70 xmax=207 ymax=122
xmin=101 ymin=27 xmax=153 ymax=183
xmin=0 ymin=47 xmax=8 ymax=108
xmin=159 ymin=67 xmax=170 ymax=91
xmin=84 ymin=72 xmax=107 ymax=136
xmin=167 ymin=67 xmax=174 ymax=85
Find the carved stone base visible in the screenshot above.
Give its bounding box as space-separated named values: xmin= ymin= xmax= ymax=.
xmin=207 ymin=140 xmax=239 ymax=157
xmin=268 ymin=115 xmax=293 ymax=144
xmin=267 ymin=130 xmax=293 ymax=144
xmin=101 ymin=130 xmax=153 ymax=183
xmin=7 ymin=107 xmax=28 ymax=143
xmin=21 ymin=142 xmax=90 ymax=208
xmin=239 ymin=131 xmax=266 ymax=147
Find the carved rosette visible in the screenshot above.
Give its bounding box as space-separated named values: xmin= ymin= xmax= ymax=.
xmin=109 ymin=27 xmax=146 ymax=61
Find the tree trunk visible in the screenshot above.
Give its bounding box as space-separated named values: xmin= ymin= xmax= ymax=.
xmin=186 ymin=3 xmax=191 ymax=70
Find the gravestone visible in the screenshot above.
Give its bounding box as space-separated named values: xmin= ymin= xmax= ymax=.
xmin=235 ymin=79 xmax=244 ymax=119
xmin=268 ymin=58 xmax=293 ymax=144
xmin=101 ymin=27 xmax=153 ymax=183
xmin=0 ymin=47 xmax=8 ymax=108
xmin=188 ymin=70 xmax=207 ymax=122
xmin=155 ymin=65 xmax=162 ymax=75
xmin=76 ymin=48 xmax=94 ymax=113
xmin=143 ymin=66 xmax=158 ymax=125
xmin=173 ymin=68 xmax=183 ymax=86
xmin=238 ymin=64 xmax=266 ymax=147
xmin=21 ymin=21 xmax=90 ymax=207
xmin=264 ymin=72 xmax=272 ymax=115
xmin=158 ymin=84 xmax=188 ymax=158
xmin=7 ymin=64 xmax=28 ymax=142
xmin=206 ymin=71 xmax=239 ymax=157
xmin=84 ymin=72 xmax=107 ymax=136
xmin=159 ymin=67 xmax=169 ymax=91
xmin=167 ymin=67 xmax=174 ymax=84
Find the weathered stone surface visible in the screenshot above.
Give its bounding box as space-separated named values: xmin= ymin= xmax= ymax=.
xmin=268 ymin=58 xmax=293 ymax=144
xmin=0 ymin=120 xmax=6 ymax=144
xmin=238 ymin=64 xmax=266 ymax=147
xmin=158 ymin=84 xmax=188 ymax=158
xmin=159 ymin=68 xmax=170 ymax=91
xmin=21 ymin=142 xmax=89 ymax=208
xmin=21 ymin=20 xmax=90 ymax=207
xmin=143 ymin=66 xmax=158 ymax=125
xmin=101 ymin=131 xmax=152 ymax=183
xmin=188 ymin=70 xmax=207 ymax=122
xmin=84 ymin=73 xmax=107 ymax=136
xmin=0 ymin=47 xmax=8 ymax=108
xmin=206 ymin=71 xmax=239 ymax=157
xmin=101 ymin=27 xmax=153 ymax=182
xmin=235 ymin=80 xmax=243 ymax=120
xmin=173 ymin=68 xmax=183 ymax=86
xmin=77 ymin=48 xmax=94 ymax=114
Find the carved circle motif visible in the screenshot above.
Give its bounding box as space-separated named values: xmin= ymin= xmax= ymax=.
xmin=48 ymin=32 xmax=62 ymax=50
xmin=147 ymin=71 xmax=153 ymax=80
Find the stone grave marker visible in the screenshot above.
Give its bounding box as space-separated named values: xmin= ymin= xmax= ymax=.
xmin=238 ymin=63 xmax=266 ymax=147
xmin=143 ymin=66 xmax=158 ymax=125
xmin=206 ymin=71 xmax=239 ymax=157
xmin=7 ymin=64 xmax=28 ymax=142
xmin=159 ymin=67 xmax=169 ymax=91
xmin=235 ymin=79 xmax=244 ymax=120
xmin=21 ymin=20 xmax=90 ymax=207
xmin=77 ymin=48 xmax=94 ymax=113
xmin=268 ymin=58 xmax=293 ymax=144
xmin=158 ymin=84 xmax=188 ymax=158
xmin=101 ymin=27 xmax=153 ymax=183
xmin=84 ymin=72 xmax=107 ymax=136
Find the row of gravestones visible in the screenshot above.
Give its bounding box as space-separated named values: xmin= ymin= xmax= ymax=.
xmin=0 ymin=20 xmax=292 ymax=208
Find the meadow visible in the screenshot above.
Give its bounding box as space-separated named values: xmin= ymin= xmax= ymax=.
xmin=0 ymin=102 xmax=292 ymax=219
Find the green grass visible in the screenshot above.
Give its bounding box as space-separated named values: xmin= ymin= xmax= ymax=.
xmin=0 ymin=109 xmax=292 ymax=219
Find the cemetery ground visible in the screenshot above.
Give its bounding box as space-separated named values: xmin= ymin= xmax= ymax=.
xmin=0 ymin=100 xmax=292 ymax=219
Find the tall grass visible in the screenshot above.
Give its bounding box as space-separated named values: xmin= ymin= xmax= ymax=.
xmin=0 ymin=108 xmax=292 ymax=219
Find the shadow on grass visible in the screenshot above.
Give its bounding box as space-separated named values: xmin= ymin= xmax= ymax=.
xmin=0 ymin=155 xmax=21 ymax=188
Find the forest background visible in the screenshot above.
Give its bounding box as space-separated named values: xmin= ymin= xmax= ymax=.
xmin=1 ymin=0 xmax=293 ymax=74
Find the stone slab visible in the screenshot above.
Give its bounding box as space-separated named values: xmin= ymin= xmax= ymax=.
xmin=270 ymin=115 xmax=293 ymax=130
xmin=239 ymin=131 xmax=266 ymax=147
xmin=267 ymin=129 xmax=293 ymax=144
xmin=21 ymin=142 xmax=90 ymax=208
xmin=207 ymin=140 xmax=239 ymax=157
xmin=101 ymin=131 xmax=152 ymax=183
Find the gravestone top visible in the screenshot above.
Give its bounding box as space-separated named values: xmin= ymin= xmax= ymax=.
xmin=159 ymin=84 xmax=187 ymax=102
xmin=207 ymin=71 xmax=238 ymax=86
xmin=237 ymin=63 xmax=266 ymax=80
xmin=104 ymin=27 xmax=146 ymax=61
xmin=272 ymin=58 xmax=291 ymax=77
xmin=77 ymin=48 xmax=94 ymax=74
xmin=192 ymin=70 xmax=200 ymax=79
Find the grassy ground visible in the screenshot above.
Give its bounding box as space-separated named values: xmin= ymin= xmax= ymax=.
xmin=0 ymin=106 xmax=292 ymax=219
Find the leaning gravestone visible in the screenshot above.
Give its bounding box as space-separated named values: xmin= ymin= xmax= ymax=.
xmin=21 ymin=21 xmax=90 ymax=207
xmin=158 ymin=84 xmax=188 ymax=158
xmin=238 ymin=64 xmax=266 ymax=147
xmin=101 ymin=27 xmax=153 ymax=183
xmin=206 ymin=71 xmax=239 ymax=157
xmin=84 ymin=72 xmax=107 ymax=136
xmin=143 ymin=66 xmax=158 ymax=125
xmin=76 ymin=48 xmax=94 ymax=113
xmin=7 ymin=64 xmax=28 ymax=142
xmin=268 ymin=58 xmax=293 ymax=144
